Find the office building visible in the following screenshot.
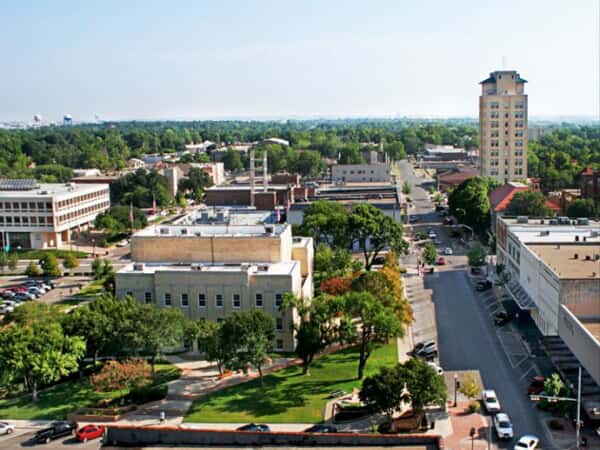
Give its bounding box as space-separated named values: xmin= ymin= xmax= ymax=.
xmin=331 ymin=163 xmax=390 ymax=183
xmin=115 ymin=223 xmax=313 ymax=352
xmin=0 ymin=179 xmax=110 ymax=249
xmin=479 ymin=70 xmax=528 ymax=182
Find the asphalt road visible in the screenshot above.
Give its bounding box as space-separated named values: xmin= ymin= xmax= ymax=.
xmin=0 ymin=430 xmax=101 ymax=449
xmin=397 ymin=160 xmax=552 ymax=449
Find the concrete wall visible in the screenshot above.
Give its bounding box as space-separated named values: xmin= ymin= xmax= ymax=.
xmin=331 ymin=164 xmax=390 ymax=183
xmin=105 ymin=426 xmax=441 ymax=449
xmin=558 ymin=305 xmax=600 ymax=386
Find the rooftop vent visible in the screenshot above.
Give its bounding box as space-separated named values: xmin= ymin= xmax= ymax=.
xmin=540 ymin=230 xmax=550 ymax=236
xmin=191 ymin=263 xmax=203 ymax=271
xmin=180 ymin=228 xmax=188 ymax=235
xmin=516 ymin=216 xmax=528 ymax=224
xmin=258 ymin=264 xmax=269 ymax=272
xmin=574 ymin=254 xmax=578 ymax=259
xmin=575 ymin=235 xmax=580 ymax=242
xmin=264 ymin=224 xmax=274 ymax=234
xmin=159 ymin=228 xmax=170 ymax=235
xmin=133 ymin=263 xmax=144 ymax=271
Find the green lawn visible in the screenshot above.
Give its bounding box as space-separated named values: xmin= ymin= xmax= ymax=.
xmin=184 ymin=343 xmax=397 ymax=424
xmin=0 ymin=363 xmax=180 ymax=420
xmin=11 ymin=249 xmax=87 ymax=260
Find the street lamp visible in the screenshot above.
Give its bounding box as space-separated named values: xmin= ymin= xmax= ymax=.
xmin=91 ymin=238 xmax=96 ymax=258
xmin=529 ymin=366 xmax=582 ymax=449
xmin=469 ymin=426 xmax=476 ymax=450
xmin=454 ymin=373 xmax=459 ymax=407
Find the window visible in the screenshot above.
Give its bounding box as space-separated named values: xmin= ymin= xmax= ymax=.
xmin=275 ymin=293 xmax=283 ymax=308
xmin=126 ymin=291 xmax=133 ymax=297
xmin=276 ymin=318 xmax=283 ymax=331
xmin=164 ymin=293 xmax=172 ymax=306
xmin=215 ymin=294 xmax=223 ymax=308
xmin=276 ymin=339 xmax=284 ymax=351
xmin=198 ymin=293 xmax=206 ymax=308
xmin=255 ymin=293 xmax=263 ymax=307
xmin=232 ymin=294 xmax=241 ymax=308
xmin=181 ymin=293 xmax=189 ymax=307
xmin=144 ymin=292 xmax=152 ymax=304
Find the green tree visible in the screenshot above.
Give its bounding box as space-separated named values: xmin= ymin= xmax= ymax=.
xmin=41 ymin=254 xmax=62 ymax=277
xmin=401 ymin=181 xmax=411 ymax=195
xmin=341 ymin=291 xmax=405 ymax=379
xmin=178 ymin=167 xmax=214 ymax=200
xmin=0 ymin=253 xmax=7 ymax=273
xmin=467 ymin=242 xmax=487 ymax=267
xmin=448 ymin=177 xmax=491 ymax=234
xmin=95 ymin=205 xmax=147 ymax=233
xmin=62 ymin=253 xmax=79 ymax=270
xmin=360 ymin=358 xmax=446 ymax=416
xmin=133 ymin=305 xmax=186 ymax=378
xmin=301 ymin=200 xmax=349 ymax=248
xmin=197 ymin=321 xmax=235 ymax=376
xmin=507 ymin=191 xmax=552 ymax=217
xmin=91 ymin=258 xmax=103 ymax=279
xmin=432 ymin=192 xmax=443 ymax=205
xmin=567 ymin=198 xmax=597 ymax=218
xmin=7 ymin=253 xmax=18 ymax=272
xmin=459 ymin=373 xmax=481 ymax=400
xmin=221 ymin=148 xmax=243 ymax=172
xmin=0 ymin=320 xmax=85 ymax=401
xmin=348 ymin=203 xmax=407 ymax=270
xmin=25 ymin=261 xmax=42 ymax=277
xmin=422 ymin=242 xmax=437 ymax=265
xmin=314 ymin=244 xmax=358 ymax=285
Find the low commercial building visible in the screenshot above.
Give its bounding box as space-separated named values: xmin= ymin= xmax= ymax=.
xmin=581 ymin=167 xmax=600 ymax=206
xmin=436 ymin=167 xmax=478 ymax=193
xmin=331 ymin=163 xmax=390 ymax=183
xmin=204 ymin=185 xmax=293 ymax=210
xmin=116 ymin=224 xmax=313 ymax=352
xmin=0 ymin=179 xmax=110 ymax=249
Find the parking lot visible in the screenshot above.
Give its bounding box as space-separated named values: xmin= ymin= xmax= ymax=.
xmin=0 ymin=429 xmax=101 ymax=449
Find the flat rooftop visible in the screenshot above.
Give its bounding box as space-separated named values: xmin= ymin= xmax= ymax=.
xmin=513 ymin=229 xmax=600 ymax=244
xmin=206 ymin=184 xmax=291 ymax=191
xmin=134 ymin=223 xmax=289 ymax=237
xmin=118 ymin=261 xmax=298 ymax=276
xmin=0 ymin=180 xmax=108 ymax=198
xmin=177 ymin=208 xmax=276 ymax=226
xmin=501 ymin=216 xmax=600 ymax=227
xmin=526 ymin=244 xmax=600 ymax=279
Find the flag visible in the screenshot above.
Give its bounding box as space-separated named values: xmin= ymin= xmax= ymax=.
xmin=286 ymin=198 xmax=291 ymax=212
xmin=152 ymin=194 xmax=157 ymax=215
xmin=276 ymin=208 xmax=281 ymax=223
xmin=129 ymin=202 xmax=134 ymax=228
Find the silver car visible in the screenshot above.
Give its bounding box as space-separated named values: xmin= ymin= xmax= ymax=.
xmin=0 ymin=422 xmax=15 ymax=435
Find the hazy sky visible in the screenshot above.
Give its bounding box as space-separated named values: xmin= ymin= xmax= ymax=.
xmin=1 ymin=0 xmax=598 ymax=122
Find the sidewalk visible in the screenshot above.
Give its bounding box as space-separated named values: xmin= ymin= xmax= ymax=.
xmin=443 ymin=401 xmax=494 ymax=450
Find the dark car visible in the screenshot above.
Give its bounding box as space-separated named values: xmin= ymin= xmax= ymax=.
xmin=470 ymin=267 xmax=482 ymax=275
xmin=35 ymin=421 xmax=76 ymax=443
xmin=494 ymin=311 xmax=513 ymax=326
xmin=304 ymin=424 xmax=338 ymax=433
xmin=237 ymin=423 xmax=271 ymax=432
xmin=476 ymin=280 xmax=493 ymax=291
xmin=527 ymin=376 xmax=546 ymax=395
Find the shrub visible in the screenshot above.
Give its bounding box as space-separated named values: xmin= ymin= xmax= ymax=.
xmin=91 ymin=359 xmax=152 ymax=392
xmin=63 ymin=253 xmax=79 ymax=269
xmin=25 ymin=262 xmax=43 ymax=277
xmin=320 ymin=277 xmax=352 ymax=295
xmin=126 ymin=384 xmax=168 ymax=404
xmin=467 ymin=401 xmax=480 ymax=413
xmin=398 ymin=267 xmax=407 ymax=274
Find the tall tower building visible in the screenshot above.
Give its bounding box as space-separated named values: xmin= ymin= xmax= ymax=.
xmin=479 ymin=70 xmax=528 ymax=182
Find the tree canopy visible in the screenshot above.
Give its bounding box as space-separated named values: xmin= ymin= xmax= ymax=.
xmin=507 ymin=191 xmax=552 ymax=217
xmin=448 ymin=176 xmax=491 ymax=234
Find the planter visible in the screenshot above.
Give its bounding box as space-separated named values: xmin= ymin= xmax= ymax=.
xmin=69 ymin=405 xmax=137 ymax=422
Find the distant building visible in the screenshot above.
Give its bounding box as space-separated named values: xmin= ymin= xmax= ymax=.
xmin=331 ymin=163 xmax=390 ymax=183
xmin=488 ymin=182 xmax=529 ymax=231
xmin=160 ymin=166 xmax=183 ymax=196
xmin=116 ymin=224 xmax=313 ymax=352
xmin=479 ymin=70 xmax=528 ymax=182
xmin=204 ymin=185 xmax=294 ymax=210
xmin=127 ymin=158 xmax=145 ymax=169
xmin=436 ymin=167 xmax=478 ymax=193
xmin=422 ymin=145 xmax=468 ymax=161
xmin=261 ymin=137 xmax=289 ymax=147
xmin=0 ymin=179 xmax=110 ymax=249
xmin=581 ymin=167 xmax=600 ymax=206
xmin=72 ymin=168 xmax=103 ymax=178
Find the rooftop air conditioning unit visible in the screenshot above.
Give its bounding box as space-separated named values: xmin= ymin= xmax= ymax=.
xmin=549 ymin=219 xmax=558 ymax=225
xmin=264 ymin=225 xmax=274 ymax=234
xmin=180 ymin=228 xmax=188 ymax=235
xmin=191 ymin=263 xmax=203 ymax=271
xmin=258 ymin=264 xmax=269 ymax=272
xmin=540 ymin=230 xmax=550 ymax=236
xmin=159 ymin=228 xmax=169 ymax=235
xmin=133 ymin=263 xmax=144 ymax=271
xmin=516 ymin=216 xmax=528 ymax=224
xmin=577 ymin=218 xmax=589 ymax=225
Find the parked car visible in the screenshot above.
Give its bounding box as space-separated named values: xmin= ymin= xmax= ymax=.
xmin=494 ymin=311 xmax=513 ymax=327
xmin=416 ymin=346 xmax=438 ymax=360
xmin=1 ymin=290 xmax=15 ymax=299
xmin=428 ymin=231 xmax=437 ymax=239
xmin=427 ymin=362 xmax=444 ymax=375
xmin=13 ymin=293 xmax=31 ymax=302
xmin=35 ymin=421 xmax=76 ymax=444
xmin=470 ymin=267 xmax=482 ymax=275
xmin=304 ymin=424 xmax=338 ymax=433
xmin=0 ymin=305 xmax=13 ymax=315
xmin=494 ymin=413 xmax=514 ymax=439
xmin=413 ymin=340 xmax=436 ymax=355
xmin=527 ymin=376 xmax=545 ymax=395
xmin=436 ymin=256 xmax=446 ymax=265
xmin=27 ymin=287 xmax=44 ymax=297
xmin=237 ymin=423 xmax=270 ymax=432
xmin=76 ymin=424 xmax=105 ymax=442
xmin=482 ymin=390 xmax=501 ymax=413
xmin=443 ymin=218 xmax=453 ymax=225
xmin=0 ymin=422 xmax=15 ymax=435
xmin=435 ymin=205 xmax=446 ymax=212
xmin=444 ymin=247 xmax=453 ymax=255
xmin=116 ymin=239 xmax=129 ymax=247
xmin=476 ymin=280 xmax=493 ymax=291
xmin=409 ymin=216 xmax=419 ymax=223
xmin=514 ymin=434 xmax=539 ymax=450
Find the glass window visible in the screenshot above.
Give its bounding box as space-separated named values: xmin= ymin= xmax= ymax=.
xmin=275 ymin=293 xmax=283 ymax=308
xmin=255 ymin=293 xmax=263 ymax=307
xmin=215 ymin=294 xmax=223 ymax=308
xmin=232 ymin=294 xmax=241 ymax=308
xmin=144 ymin=292 xmax=152 ymax=304
xmin=276 ymin=318 xmax=283 ymax=331
xmin=12 ymin=202 xmax=19 ymax=209
xmin=181 ymin=293 xmax=189 ymax=307
xmin=198 ymin=293 xmax=206 ymax=308
xmin=276 ymin=339 xmax=284 ymax=351
xmin=164 ymin=293 xmax=172 ymax=306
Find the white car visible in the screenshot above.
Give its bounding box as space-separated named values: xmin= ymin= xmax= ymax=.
xmin=444 ymin=247 xmax=453 ymax=255
xmin=427 ymin=362 xmax=444 ymax=375
xmin=514 ymin=434 xmax=539 ymax=450
xmin=0 ymin=304 xmax=14 ymax=315
xmin=482 ymin=389 xmax=501 ymax=412
xmin=28 ymin=287 xmax=45 ymax=297
xmin=116 ymin=239 xmax=129 ymax=247
xmin=0 ymin=422 xmax=14 ymax=435
xmin=428 ymin=231 xmax=437 ymax=239
xmin=494 ymin=413 xmax=514 ymax=439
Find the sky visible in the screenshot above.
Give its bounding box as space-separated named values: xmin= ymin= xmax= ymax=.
xmin=1 ymin=0 xmax=598 ymax=122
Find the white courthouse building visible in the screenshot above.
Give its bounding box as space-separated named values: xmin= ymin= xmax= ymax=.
xmin=0 ymin=179 xmax=110 ymax=249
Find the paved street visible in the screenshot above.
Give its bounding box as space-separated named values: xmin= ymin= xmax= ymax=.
xmin=0 ymin=430 xmax=101 ymax=449
xmin=397 ymin=160 xmax=553 ymax=449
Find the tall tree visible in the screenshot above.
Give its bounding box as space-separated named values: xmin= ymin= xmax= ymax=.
xmin=448 ymin=177 xmax=491 ymax=234
xmin=567 ymin=198 xmax=597 ymax=218
xmin=178 ymin=167 xmax=214 ymax=200
xmin=467 ymin=242 xmax=487 ymax=267
xmin=507 ymin=191 xmax=552 ymax=217
xmin=348 ymin=203 xmax=407 ymax=270
xmin=197 ymin=320 xmax=236 ymax=376
xmin=301 ymin=200 xmax=350 ymax=248
xmin=401 ymin=181 xmax=412 ymax=195
xmin=422 ymin=242 xmax=437 ymax=265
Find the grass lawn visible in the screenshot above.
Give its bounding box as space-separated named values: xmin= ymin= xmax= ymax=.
xmin=11 ymin=249 xmax=87 ymax=260
xmin=184 ymin=343 xmax=397 ymax=424
xmin=0 ymin=363 xmax=180 ymax=420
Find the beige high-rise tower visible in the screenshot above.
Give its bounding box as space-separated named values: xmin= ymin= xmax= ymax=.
xmin=479 ymin=70 xmax=528 ymax=182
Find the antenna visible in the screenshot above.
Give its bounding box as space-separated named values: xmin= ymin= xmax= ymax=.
xmin=502 ymin=56 xmax=507 ymax=69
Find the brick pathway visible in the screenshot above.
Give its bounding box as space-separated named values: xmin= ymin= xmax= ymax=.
xmin=443 ymin=401 xmax=494 ymax=450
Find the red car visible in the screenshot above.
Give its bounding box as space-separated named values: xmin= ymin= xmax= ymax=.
xmin=76 ymin=424 xmax=105 ymax=442
xmin=437 ymin=257 xmax=446 ymax=265
xmin=527 ymin=376 xmax=545 ymax=395
xmin=443 ymin=218 xmax=453 ymax=225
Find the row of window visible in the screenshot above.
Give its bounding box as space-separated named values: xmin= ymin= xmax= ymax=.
xmin=139 ymin=291 xmax=284 ymax=310
xmin=57 ymin=201 xmax=109 ymax=224
xmin=490 ymin=112 xmax=525 ymax=119
xmin=489 ymin=159 xmax=524 ymax=167
xmin=0 ymin=201 xmax=52 ymax=211
xmin=0 ymin=215 xmax=54 ymax=226
xmin=489 ymin=168 xmax=524 ymax=177
xmin=56 ymin=190 xmax=109 ymax=210
xmin=489 ymin=121 xmax=525 ymax=129
xmin=488 ymin=101 xmax=525 ymax=109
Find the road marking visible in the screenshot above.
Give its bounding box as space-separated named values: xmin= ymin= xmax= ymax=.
xmin=520 ymin=364 xmax=537 ymax=380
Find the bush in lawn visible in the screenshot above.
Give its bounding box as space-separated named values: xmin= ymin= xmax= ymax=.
xmin=91 ymin=359 xmax=151 ymax=392
xmin=25 ymin=262 xmax=43 ymax=277
xmin=126 ymin=384 xmax=168 ymax=404
xmin=468 ymin=401 xmax=480 ymax=413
